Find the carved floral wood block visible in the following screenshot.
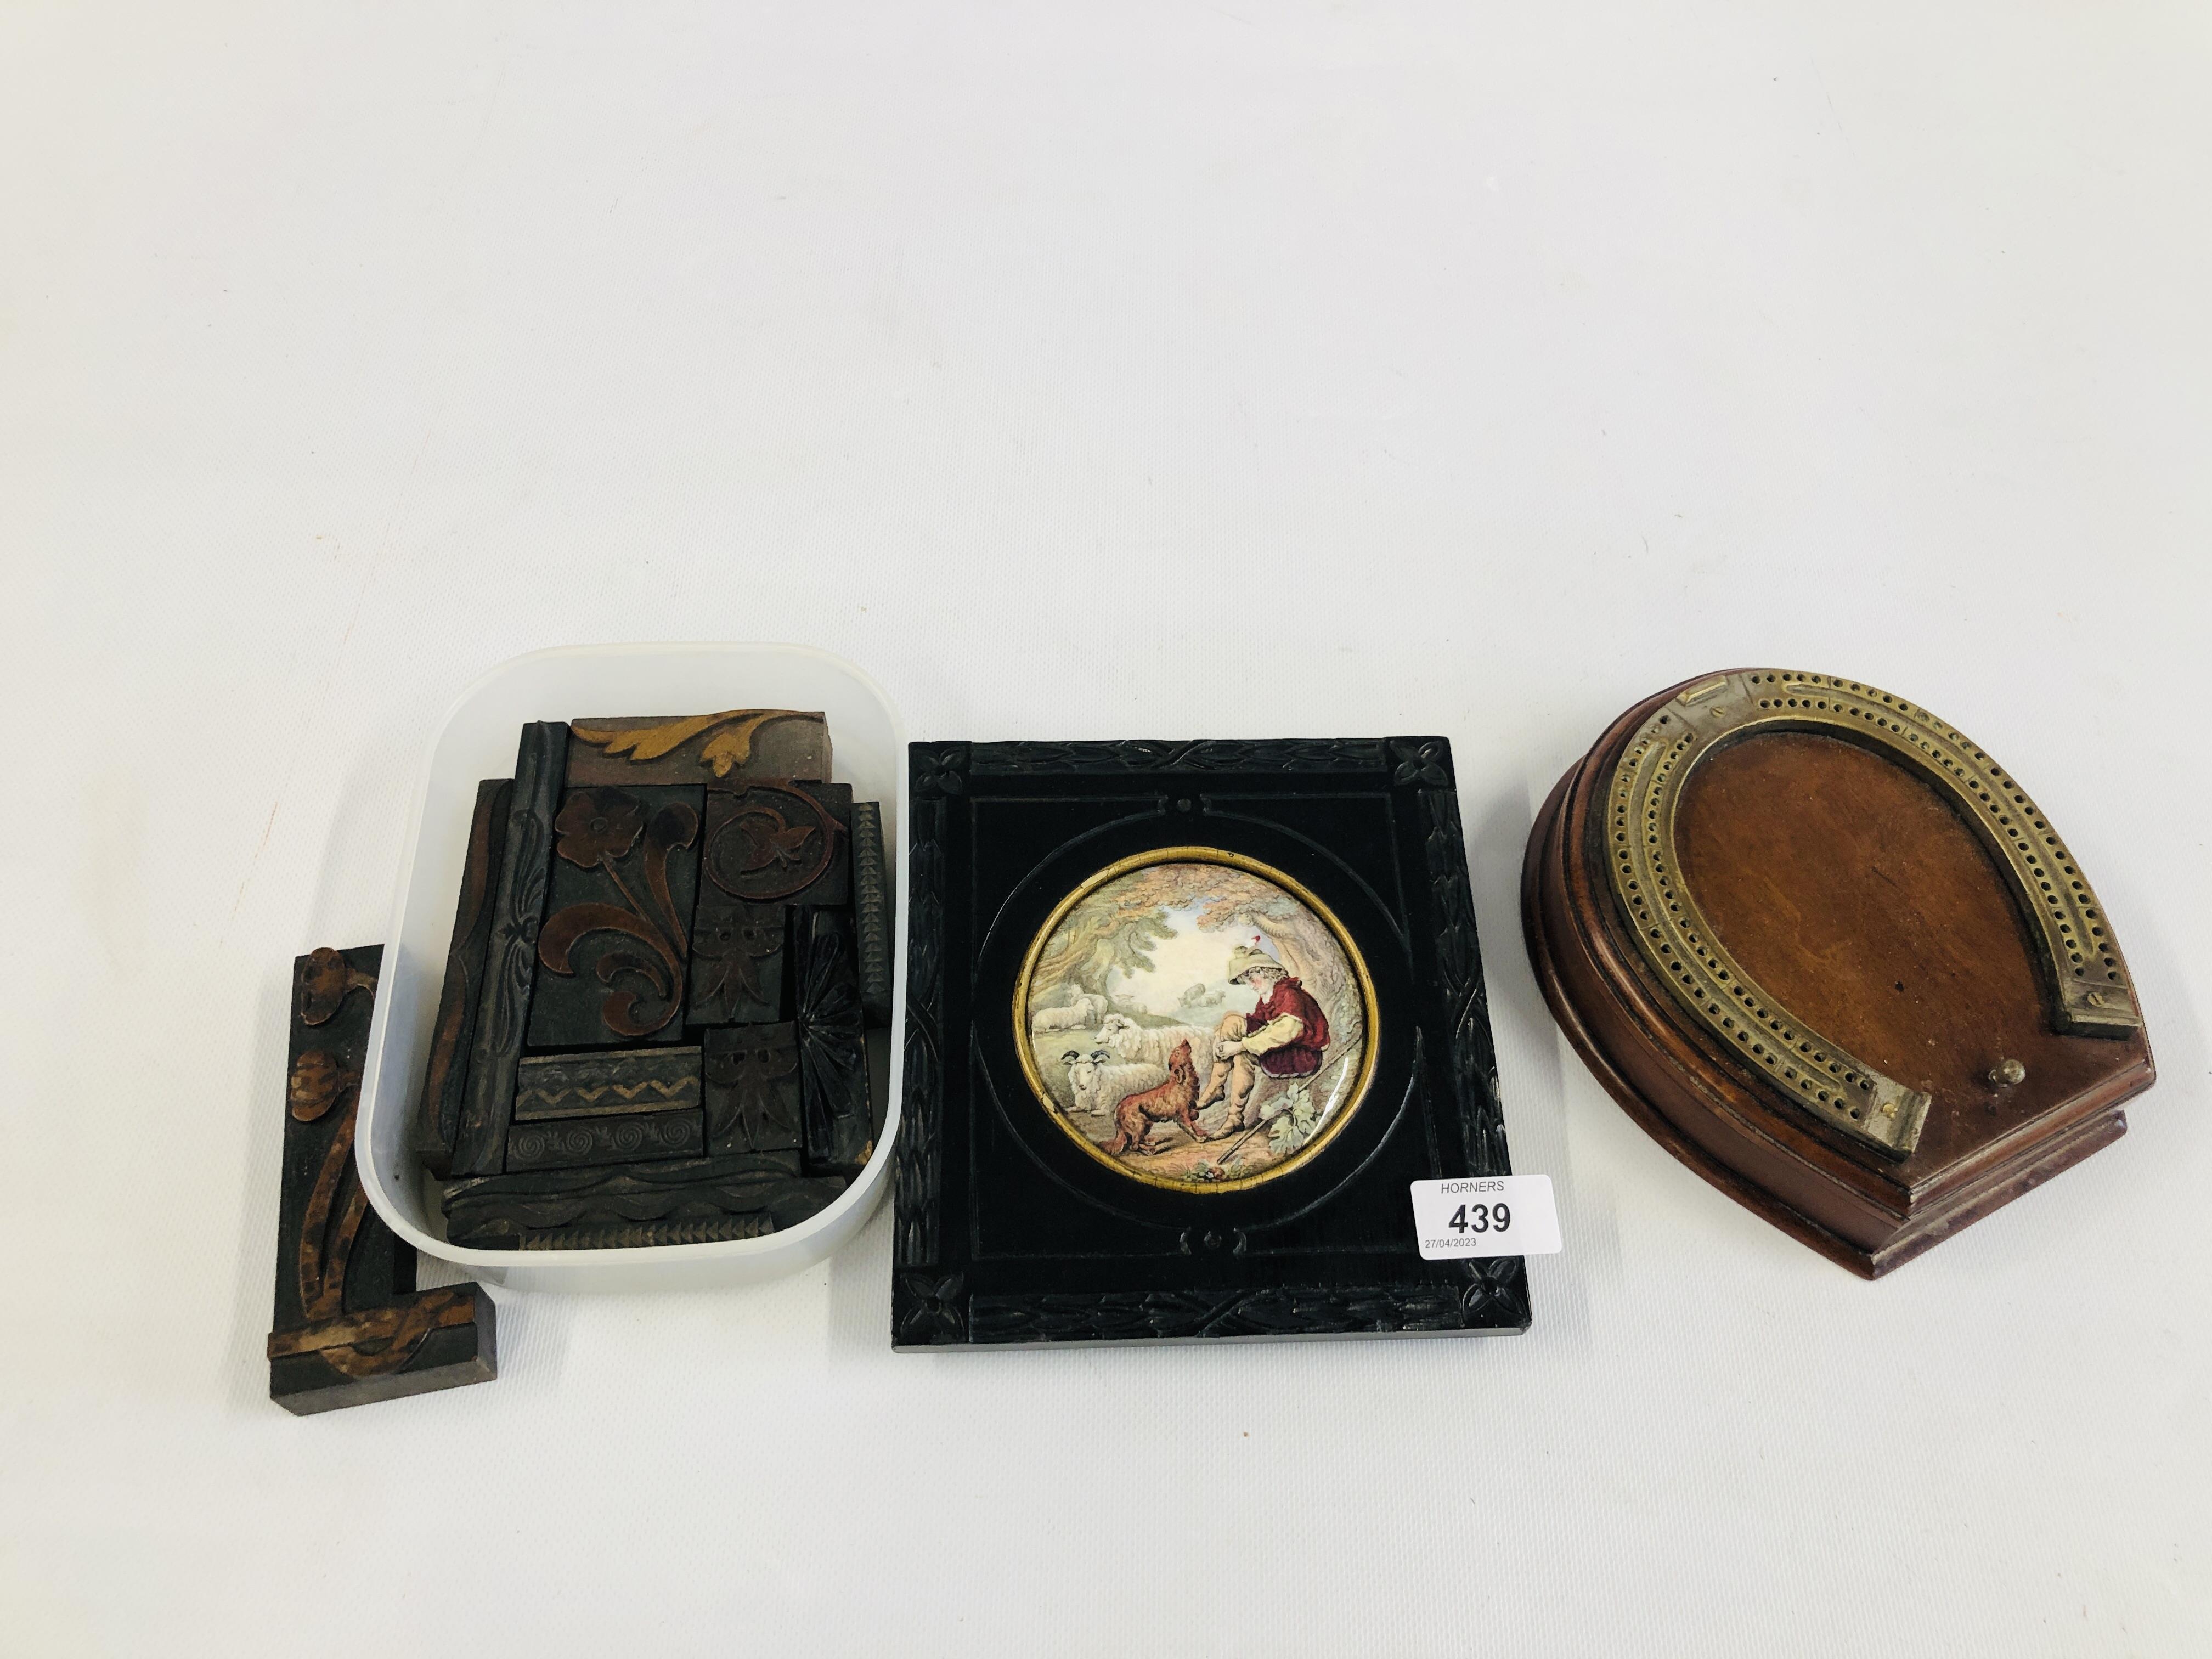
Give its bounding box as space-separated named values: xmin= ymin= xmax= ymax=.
xmin=270 ymin=946 xmax=495 ymax=1412
xmin=527 ymin=784 xmax=702 ymax=1049
xmin=702 ymin=1023 xmax=803 ymax=1163
xmin=687 ymin=901 xmax=786 ymax=1026
xmin=701 ymin=781 xmax=851 ymax=909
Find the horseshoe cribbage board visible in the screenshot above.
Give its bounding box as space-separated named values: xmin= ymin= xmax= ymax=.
xmin=416 ymin=710 xmax=892 ymax=1249
xmin=890 ymin=737 xmax=1529 ymax=1351
xmin=1522 ymin=668 xmax=2157 ymax=1277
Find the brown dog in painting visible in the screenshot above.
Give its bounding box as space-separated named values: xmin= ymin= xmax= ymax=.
xmin=1100 ymin=1039 xmax=1204 ymax=1155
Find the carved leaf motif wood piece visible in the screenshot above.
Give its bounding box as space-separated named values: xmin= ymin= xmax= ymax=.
xmin=687 ymin=901 xmax=786 ymax=1026
xmin=1523 ymin=667 xmax=2157 ymax=1277
xmin=702 ymin=1023 xmax=803 ymax=1157
xmin=566 ymin=709 xmax=830 ymax=787
xmin=269 ymin=945 xmax=496 ymax=1412
xmin=891 ymin=735 xmax=1526 ymax=1350
xmin=701 ymin=782 xmax=851 ymax=907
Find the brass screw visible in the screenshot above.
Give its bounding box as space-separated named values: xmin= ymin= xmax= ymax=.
xmin=1988 ymin=1058 xmax=2027 ymax=1088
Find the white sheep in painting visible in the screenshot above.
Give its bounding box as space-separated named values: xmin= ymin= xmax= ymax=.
xmin=1093 ymin=1013 xmax=1218 ymax=1073
xmin=1030 ymin=1002 xmax=1095 ymax=1035
xmin=1068 ymin=1049 xmax=1165 ymax=1116
xmin=1054 ymin=1049 xmax=1089 ymax=1111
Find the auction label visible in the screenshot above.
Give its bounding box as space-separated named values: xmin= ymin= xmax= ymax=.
xmin=1409 ymin=1175 xmax=1561 ymax=1261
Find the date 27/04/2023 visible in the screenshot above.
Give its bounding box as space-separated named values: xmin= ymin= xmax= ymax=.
xmin=1409 ymin=1176 xmax=1561 ymax=1261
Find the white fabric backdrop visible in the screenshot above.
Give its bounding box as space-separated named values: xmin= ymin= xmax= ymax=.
xmin=3 ymin=4 xmax=2207 ymax=1654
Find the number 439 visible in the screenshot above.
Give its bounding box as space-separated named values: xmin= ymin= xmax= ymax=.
xmin=1448 ymin=1201 xmax=1510 ymax=1234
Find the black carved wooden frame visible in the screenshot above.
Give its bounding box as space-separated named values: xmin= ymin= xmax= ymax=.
xmin=892 ymin=737 xmax=1528 ymax=1350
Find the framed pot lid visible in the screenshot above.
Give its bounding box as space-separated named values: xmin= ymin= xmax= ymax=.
xmin=1523 ymin=668 xmax=2155 ymax=1279
xmin=893 ymin=736 xmax=1528 ymax=1351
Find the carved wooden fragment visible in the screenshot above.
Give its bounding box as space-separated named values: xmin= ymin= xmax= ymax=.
xmin=512 ymin=1047 xmax=703 ymax=1119
xmin=413 ymin=779 xmax=511 ymax=1175
xmin=441 ymin=1150 xmax=844 ymax=1249
xmin=566 ymin=709 xmax=830 ymax=788
xmin=702 ymin=1023 xmax=803 ymax=1164
xmin=794 ymin=906 xmax=873 ymax=1176
xmin=851 ymin=799 xmax=893 ymax=1027
xmin=700 ymin=781 xmax=851 ymax=909
xmin=687 ymin=901 xmax=787 ymax=1026
xmin=527 ymin=784 xmax=702 ymax=1049
xmin=507 ymin=1048 xmax=708 ymax=1167
xmin=452 ymin=722 xmax=567 ymax=1175
xmin=270 ymin=946 xmax=496 ymax=1412
xmin=506 ymin=1110 xmax=705 ymax=1170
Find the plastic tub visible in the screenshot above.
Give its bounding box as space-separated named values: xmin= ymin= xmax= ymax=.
xmin=354 ymin=642 xmax=905 ymax=1293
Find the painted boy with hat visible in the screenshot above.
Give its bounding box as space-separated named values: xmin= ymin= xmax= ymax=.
xmin=1195 ymin=938 xmax=1331 ymax=1131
